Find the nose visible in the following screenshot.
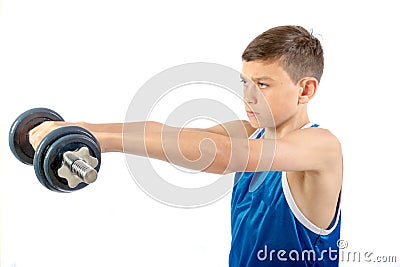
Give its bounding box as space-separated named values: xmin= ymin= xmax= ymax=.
xmin=243 ymin=84 xmax=258 ymax=105
xmin=244 ymin=97 xmax=255 ymax=104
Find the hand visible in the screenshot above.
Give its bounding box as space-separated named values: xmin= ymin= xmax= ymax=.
xmin=29 ymin=121 xmax=84 ymax=150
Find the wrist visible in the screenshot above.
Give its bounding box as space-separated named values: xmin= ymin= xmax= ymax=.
xmin=95 ymin=132 xmax=123 ymax=153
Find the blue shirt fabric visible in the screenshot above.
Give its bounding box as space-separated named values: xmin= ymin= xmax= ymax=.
xmin=229 ymin=124 xmax=341 ymax=267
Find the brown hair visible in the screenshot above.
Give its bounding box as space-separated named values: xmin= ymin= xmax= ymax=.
xmin=242 ymin=25 xmax=324 ymax=83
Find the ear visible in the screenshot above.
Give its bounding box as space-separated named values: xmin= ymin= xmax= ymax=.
xmin=298 ymin=77 xmax=318 ymax=104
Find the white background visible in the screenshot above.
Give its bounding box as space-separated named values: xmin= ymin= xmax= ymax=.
xmin=1 ymin=0 xmax=400 ymax=266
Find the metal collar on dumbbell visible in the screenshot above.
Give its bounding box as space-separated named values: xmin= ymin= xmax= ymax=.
xmin=57 ymin=147 xmax=99 ymax=188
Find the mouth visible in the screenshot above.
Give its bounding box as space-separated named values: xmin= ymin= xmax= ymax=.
xmin=246 ymin=110 xmax=259 ymax=117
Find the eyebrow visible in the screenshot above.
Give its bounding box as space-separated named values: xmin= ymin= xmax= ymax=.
xmin=240 ymin=74 xmax=275 ymax=82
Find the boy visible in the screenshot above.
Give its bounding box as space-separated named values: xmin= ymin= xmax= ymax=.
xmin=29 ymin=25 xmax=342 ymax=266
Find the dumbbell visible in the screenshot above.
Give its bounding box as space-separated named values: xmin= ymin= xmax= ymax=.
xmin=9 ymin=108 xmax=101 ymax=192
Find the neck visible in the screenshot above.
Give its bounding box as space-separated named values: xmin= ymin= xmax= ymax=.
xmin=264 ymin=106 xmax=310 ymax=139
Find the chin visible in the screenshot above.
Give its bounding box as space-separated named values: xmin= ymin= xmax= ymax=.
xmin=247 ymin=117 xmax=259 ymax=128
xmin=249 ymin=121 xmax=266 ymax=129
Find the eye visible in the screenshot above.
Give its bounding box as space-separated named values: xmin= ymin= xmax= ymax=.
xmin=240 ymin=79 xmax=248 ymax=86
xmin=258 ymin=82 xmax=269 ymax=89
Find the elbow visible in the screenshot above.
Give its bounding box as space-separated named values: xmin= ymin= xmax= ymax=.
xmin=200 ymin=135 xmax=235 ymax=175
xmin=195 ymin=134 xmax=248 ymax=175
xmin=213 ymin=136 xmax=248 ymax=175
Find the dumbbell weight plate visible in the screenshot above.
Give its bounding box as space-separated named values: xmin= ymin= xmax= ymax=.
xmin=9 ymin=108 xmax=64 ymax=165
xmin=43 ymin=134 xmax=101 ymax=192
xmin=33 ymin=126 xmax=101 ymax=192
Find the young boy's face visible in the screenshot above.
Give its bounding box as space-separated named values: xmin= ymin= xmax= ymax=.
xmin=241 ymin=60 xmax=301 ymax=129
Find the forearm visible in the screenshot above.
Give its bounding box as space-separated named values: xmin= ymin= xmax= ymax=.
xmin=85 ymin=121 xmax=202 ymax=152
xmin=82 ymin=121 xmax=166 ymax=134
xmin=122 ymin=128 xmax=231 ymax=174
xmin=82 ymin=121 xmax=164 ymax=152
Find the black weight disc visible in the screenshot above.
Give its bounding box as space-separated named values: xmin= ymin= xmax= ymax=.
xmin=33 ymin=126 xmax=100 ymax=192
xmin=43 ymin=134 xmax=101 ymax=192
xmin=9 ymin=108 xmax=64 ymax=165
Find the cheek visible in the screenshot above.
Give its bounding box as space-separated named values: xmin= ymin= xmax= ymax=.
xmin=260 ymin=92 xmax=283 ymax=115
xmin=264 ymin=91 xmax=297 ymax=121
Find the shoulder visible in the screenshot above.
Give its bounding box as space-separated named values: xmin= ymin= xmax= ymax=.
xmin=285 ymin=126 xmax=341 ymax=151
xmin=271 ymin=126 xmax=342 ymax=173
xmin=298 ymin=126 xmax=342 ymax=172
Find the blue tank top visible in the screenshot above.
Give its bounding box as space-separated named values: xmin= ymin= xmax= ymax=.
xmin=229 ymin=123 xmax=341 ymax=267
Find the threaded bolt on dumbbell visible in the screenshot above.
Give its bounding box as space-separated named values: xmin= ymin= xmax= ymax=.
xmin=63 ymin=152 xmax=97 ymax=183
xmin=57 ymin=147 xmax=99 ymax=188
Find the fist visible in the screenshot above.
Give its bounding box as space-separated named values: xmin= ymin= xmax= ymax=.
xmin=29 ymin=121 xmax=76 ymax=150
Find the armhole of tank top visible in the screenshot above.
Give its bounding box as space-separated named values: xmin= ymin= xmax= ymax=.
xmin=281 ymin=172 xmax=341 ymax=236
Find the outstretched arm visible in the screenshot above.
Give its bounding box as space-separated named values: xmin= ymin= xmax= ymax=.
xmin=29 ymin=120 xmax=340 ymax=175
